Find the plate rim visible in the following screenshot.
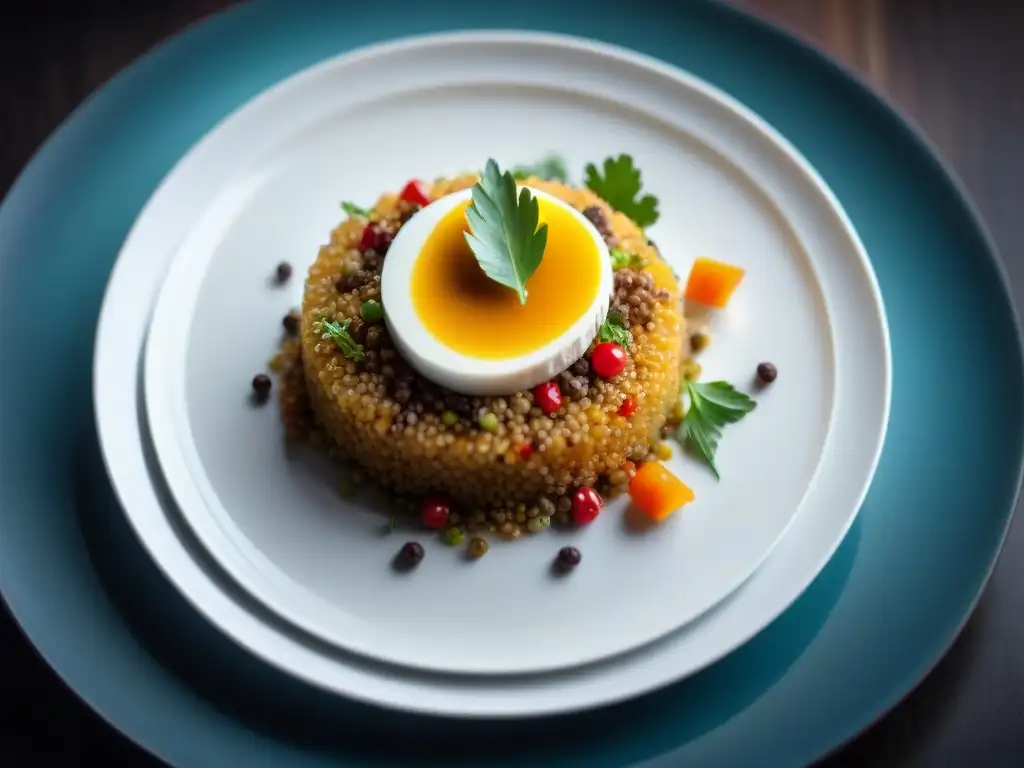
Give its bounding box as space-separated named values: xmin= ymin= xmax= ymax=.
xmin=136 ymin=30 xmax=872 ymax=679
xmin=0 ymin=0 xmax=1018 ymax=764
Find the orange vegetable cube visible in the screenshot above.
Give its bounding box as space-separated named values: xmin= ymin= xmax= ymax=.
xmin=683 ymin=257 xmax=746 ymax=308
xmin=628 ymin=461 xmax=695 ymax=521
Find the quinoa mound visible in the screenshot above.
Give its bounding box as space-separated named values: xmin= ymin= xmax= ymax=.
xmin=278 ymin=174 xmax=686 ymax=530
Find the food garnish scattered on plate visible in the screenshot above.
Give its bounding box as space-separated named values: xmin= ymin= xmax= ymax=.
xmin=257 ymin=154 xmax=771 ymax=567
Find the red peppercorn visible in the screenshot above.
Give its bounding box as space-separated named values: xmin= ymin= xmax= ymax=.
xmin=359 ymin=223 xmax=393 ymax=254
xmin=420 ymin=498 xmax=449 ymax=529
xmin=533 ymin=381 xmax=562 ymax=414
xmin=618 ymin=396 xmax=637 ymax=417
xmin=399 ymin=179 xmax=431 ymax=207
xmin=519 ymin=442 xmax=535 ymax=460
xmin=571 ymin=486 xmax=603 ymax=524
xmin=591 ymin=342 xmax=627 ymax=378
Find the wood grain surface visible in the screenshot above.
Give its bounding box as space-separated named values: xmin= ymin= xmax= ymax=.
xmin=2 ymin=0 xmax=1022 ymax=765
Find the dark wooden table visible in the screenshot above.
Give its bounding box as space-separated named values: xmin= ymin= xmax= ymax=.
xmin=2 ymin=0 xmax=1022 ymax=765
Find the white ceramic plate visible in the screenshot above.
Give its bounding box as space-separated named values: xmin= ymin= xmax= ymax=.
xmin=141 ymin=57 xmax=836 ymax=676
xmin=95 ymin=32 xmax=890 ymax=714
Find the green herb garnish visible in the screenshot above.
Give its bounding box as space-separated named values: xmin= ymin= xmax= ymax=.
xmin=584 ymin=154 xmax=659 ymax=228
xmin=386 ymin=514 xmax=398 ymax=533
xmin=465 ymin=159 xmax=549 ymax=304
xmin=318 ymin=318 xmax=365 ymax=363
xmin=676 ymin=380 xmax=756 ymax=479
xmin=510 ymin=153 xmax=570 ymax=183
xmin=598 ymin=310 xmax=632 ymax=347
xmin=341 ymin=201 xmax=371 ymax=218
xmin=609 ymin=247 xmax=647 ymax=271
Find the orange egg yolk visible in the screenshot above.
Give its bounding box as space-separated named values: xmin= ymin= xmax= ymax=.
xmin=411 ymin=197 xmax=602 ymax=360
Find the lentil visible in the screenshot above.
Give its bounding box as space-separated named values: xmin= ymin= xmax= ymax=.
xmin=582 ymin=205 xmax=613 ymax=241
xmin=467 ymin=537 xmax=489 ymax=558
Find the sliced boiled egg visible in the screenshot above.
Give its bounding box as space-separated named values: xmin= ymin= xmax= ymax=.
xmin=380 ymin=186 xmax=613 ymax=395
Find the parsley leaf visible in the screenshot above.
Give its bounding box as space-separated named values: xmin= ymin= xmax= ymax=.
xmin=465 ymin=159 xmax=549 ymax=304
xmin=341 ymin=201 xmax=371 ymax=218
xmin=317 ymin=317 xmax=365 ymax=363
xmin=676 ymin=380 xmax=756 ymax=479
xmin=584 ymin=154 xmax=659 ymax=228
xmin=598 ymin=310 xmax=632 ymax=347
xmin=510 ymin=153 xmax=570 ymax=183
xmin=609 ymin=247 xmax=647 ymax=271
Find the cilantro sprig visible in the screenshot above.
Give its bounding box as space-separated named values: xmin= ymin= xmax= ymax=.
xmin=676 ymin=380 xmax=756 ymax=479
xmin=317 ymin=317 xmax=365 ymax=363
xmin=598 ymin=310 xmax=632 ymax=347
xmin=510 ymin=153 xmax=570 ymax=183
xmin=341 ymin=201 xmax=371 ymax=218
xmin=584 ymin=154 xmax=659 ymax=228
xmin=465 ymin=159 xmax=549 ymax=304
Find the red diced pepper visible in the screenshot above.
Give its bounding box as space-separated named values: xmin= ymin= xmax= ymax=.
xmin=399 ymin=180 xmax=431 ymax=207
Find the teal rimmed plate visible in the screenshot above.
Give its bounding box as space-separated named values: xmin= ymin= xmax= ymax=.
xmin=1 ymin=0 xmax=1021 ymax=765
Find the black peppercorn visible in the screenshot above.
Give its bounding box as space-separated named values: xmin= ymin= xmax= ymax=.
xmin=756 ymin=362 xmax=777 ymax=385
xmin=556 ymin=546 xmax=582 ymax=569
xmin=251 ymin=373 xmax=272 ymax=402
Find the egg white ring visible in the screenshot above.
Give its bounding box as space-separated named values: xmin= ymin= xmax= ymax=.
xmin=381 ymin=186 xmax=613 ymax=396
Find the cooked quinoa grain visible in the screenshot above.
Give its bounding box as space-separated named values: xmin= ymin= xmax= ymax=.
xmin=279 ymin=174 xmax=686 ymax=527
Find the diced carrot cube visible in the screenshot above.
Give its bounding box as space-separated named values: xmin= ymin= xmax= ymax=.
xmin=628 ymin=461 xmax=695 ymax=521
xmin=683 ymin=257 xmax=746 ymax=308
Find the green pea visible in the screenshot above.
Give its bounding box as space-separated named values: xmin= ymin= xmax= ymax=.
xmin=360 ymin=299 xmax=384 ymax=324
xmin=478 ymin=412 xmax=499 ymax=432
xmin=441 ymin=410 xmax=459 ymax=427
xmin=442 ymin=527 xmax=464 ymax=546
